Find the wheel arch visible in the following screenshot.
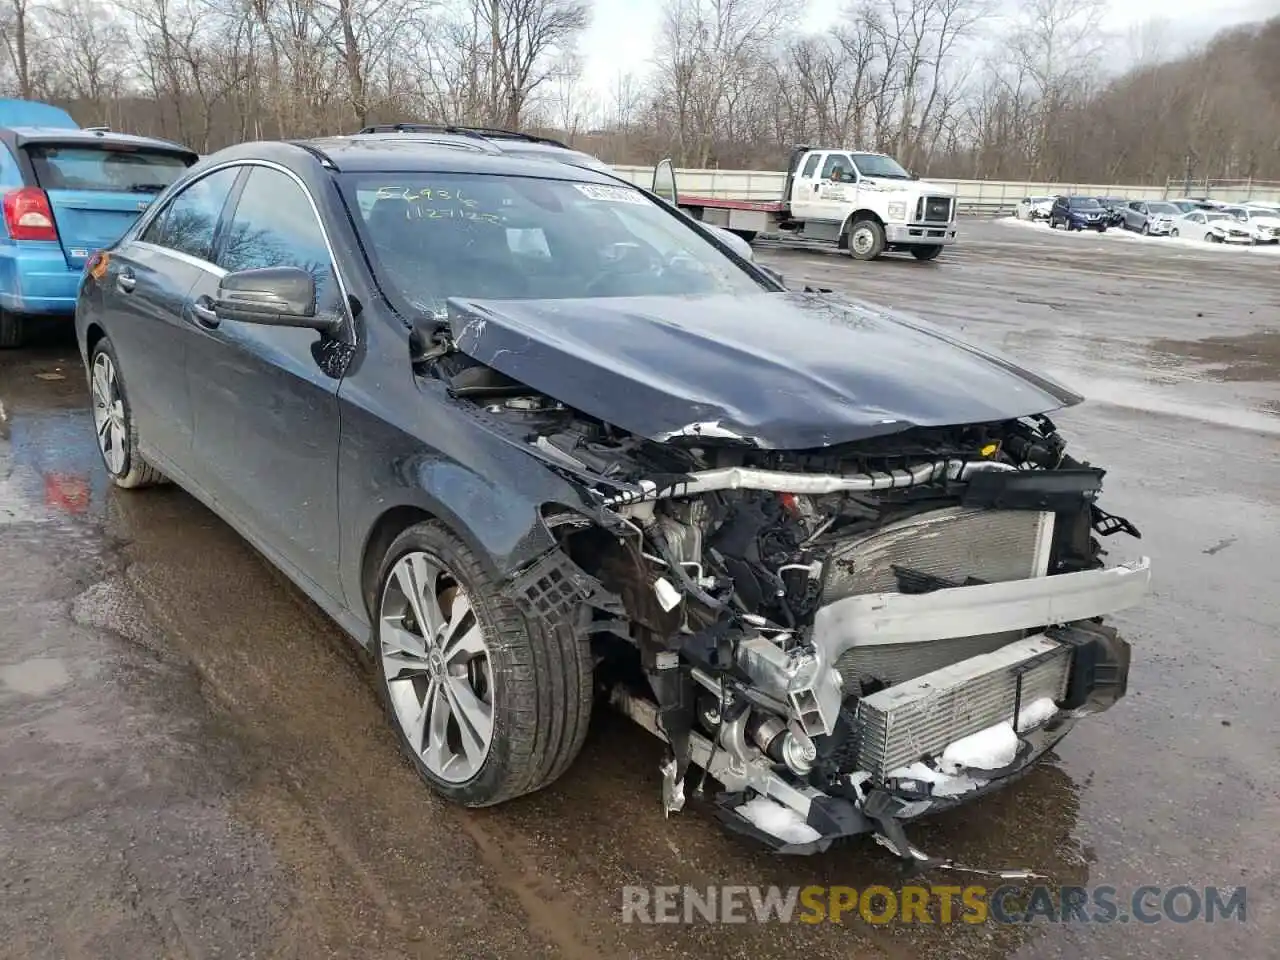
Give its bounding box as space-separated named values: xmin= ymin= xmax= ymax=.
xmin=83 ymin=320 xmax=107 ymax=362
xmin=841 ymin=208 xmax=886 ymax=236
xmin=356 ymin=494 xmax=591 ymax=623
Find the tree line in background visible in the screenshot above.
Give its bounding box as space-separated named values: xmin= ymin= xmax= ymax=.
xmin=1 ymin=0 xmax=1277 ymax=183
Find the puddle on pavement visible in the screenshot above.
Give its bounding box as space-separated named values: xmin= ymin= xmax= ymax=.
xmin=0 ymin=350 xmax=109 ymax=525
xmin=1052 ymin=371 xmax=1280 ymax=435
xmin=1148 ymin=330 xmax=1280 ymax=383
xmin=0 ymin=656 xmax=72 ymax=696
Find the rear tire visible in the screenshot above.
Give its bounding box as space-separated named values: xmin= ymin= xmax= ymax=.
xmin=374 ymin=521 xmax=593 ymax=806
xmin=910 ymin=245 xmax=943 ymax=261
xmin=88 ymin=337 xmax=166 ymax=488
xmin=847 ymin=218 xmax=885 ymax=261
xmin=732 ymin=230 xmax=757 ymax=244
xmin=0 ymin=311 xmax=23 ymax=349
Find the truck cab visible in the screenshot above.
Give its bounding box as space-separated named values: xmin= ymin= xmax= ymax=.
xmin=663 ymin=146 xmax=959 ymax=262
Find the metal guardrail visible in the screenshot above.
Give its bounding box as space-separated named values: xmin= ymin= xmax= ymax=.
xmin=610 ymin=165 xmax=1280 ymax=214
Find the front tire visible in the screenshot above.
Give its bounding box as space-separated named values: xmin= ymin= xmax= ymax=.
xmin=374 ymin=521 xmax=593 ymax=806
xmin=847 ymin=218 xmax=886 ymax=260
xmin=88 ymin=337 xmax=165 ymax=488
xmin=1170 ymin=228 xmax=1179 ymax=238
xmin=910 ymin=245 xmax=943 ymax=261
xmin=0 ymin=311 xmax=23 ymax=349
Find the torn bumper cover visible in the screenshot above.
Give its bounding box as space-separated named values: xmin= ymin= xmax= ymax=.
xmin=616 ymin=559 xmax=1148 ymax=856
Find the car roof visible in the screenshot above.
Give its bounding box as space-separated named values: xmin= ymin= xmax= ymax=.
xmin=199 ymin=136 xmax=623 ymax=184
xmin=338 ymin=128 xmax=617 ymax=175
xmin=3 ymin=126 xmax=194 ymax=155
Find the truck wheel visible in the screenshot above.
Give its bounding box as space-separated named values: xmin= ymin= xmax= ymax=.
xmin=910 ymin=245 xmax=943 ymax=261
xmin=374 ymin=521 xmax=593 ymax=806
xmin=0 ymin=311 xmax=24 ymax=349
xmin=848 ymin=219 xmax=885 ymax=260
xmin=732 ymin=230 xmax=757 ymax=243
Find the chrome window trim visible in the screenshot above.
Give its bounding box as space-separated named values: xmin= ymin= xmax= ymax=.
xmin=130 ymin=157 xmax=354 ymax=327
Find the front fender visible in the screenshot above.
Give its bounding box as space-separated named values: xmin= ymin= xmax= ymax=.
xmin=336 ymin=373 xmax=598 ymax=623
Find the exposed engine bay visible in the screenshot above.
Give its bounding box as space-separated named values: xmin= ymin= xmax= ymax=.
xmin=424 ymin=316 xmax=1152 ymax=864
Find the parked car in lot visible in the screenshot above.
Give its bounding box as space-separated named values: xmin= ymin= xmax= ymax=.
xmin=1220 ymin=204 xmax=1280 ymax=244
xmin=1015 ymin=195 xmax=1053 ymax=220
xmin=0 ymin=98 xmax=197 ymax=347
xmin=1095 ymin=196 xmax=1127 ymax=227
xmin=1048 ymin=195 xmax=1108 ymax=231
xmin=1168 ymin=198 xmax=1218 ymax=213
xmin=1121 ymin=200 xmax=1180 ymax=235
xmin=1170 ymin=210 xmax=1257 ymax=244
xmin=73 ymin=136 xmax=1148 ymax=858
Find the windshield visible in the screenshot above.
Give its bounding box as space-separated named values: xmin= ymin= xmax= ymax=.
xmin=1147 ymin=202 xmax=1179 ymax=216
xmin=1204 ymin=213 xmax=1231 ymax=221
xmin=850 ymin=153 xmax=910 ymax=179
xmin=25 ymin=144 xmax=191 ymax=194
xmin=342 ymin=172 xmax=765 ymax=312
xmin=1068 ymin=197 xmax=1101 ymax=209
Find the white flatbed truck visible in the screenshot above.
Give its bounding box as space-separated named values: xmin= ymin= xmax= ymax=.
xmin=652 ymin=147 xmax=959 ymax=261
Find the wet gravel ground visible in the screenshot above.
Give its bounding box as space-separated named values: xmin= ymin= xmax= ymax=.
xmin=1 ymin=219 xmax=1276 ymax=959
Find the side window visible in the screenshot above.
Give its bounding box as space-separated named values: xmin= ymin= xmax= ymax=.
xmin=141 ymin=167 xmax=239 ymax=262
xmin=800 ymin=153 xmax=821 ymax=178
xmin=217 ymin=166 xmax=337 ymax=310
xmin=820 ymin=153 xmax=853 ymax=180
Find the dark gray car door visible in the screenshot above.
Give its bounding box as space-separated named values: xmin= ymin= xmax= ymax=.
xmin=184 ymin=163 xmax=348 ymax=603
xmin=97 ymin=167 xmax=241 ymax=469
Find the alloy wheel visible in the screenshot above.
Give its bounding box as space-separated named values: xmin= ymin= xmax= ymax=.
xmin=379 ymin=551 xmax=494 ymax=783
xmin=90 ymin=352 xmax=128 ymax=475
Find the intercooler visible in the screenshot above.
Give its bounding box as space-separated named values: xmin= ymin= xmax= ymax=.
xmin=851 ymin=633 xmax=1072 ymax=780
xmin=821 ymin=507 xmax=1055 ymax=687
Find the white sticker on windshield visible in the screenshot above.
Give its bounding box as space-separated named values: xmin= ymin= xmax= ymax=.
xmin=575 ymin=183 xmax=646 ymax=205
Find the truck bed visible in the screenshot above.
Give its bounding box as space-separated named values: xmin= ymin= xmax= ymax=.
xmin=678 ymin=195 xmax=786 ymax=213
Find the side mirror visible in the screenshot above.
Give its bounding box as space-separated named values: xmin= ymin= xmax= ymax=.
xmin=215 ymin=266 xmax=334 ymax=331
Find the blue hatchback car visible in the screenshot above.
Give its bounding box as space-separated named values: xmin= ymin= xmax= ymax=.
xmin=0 ymin=99 xmax=197 ymax=347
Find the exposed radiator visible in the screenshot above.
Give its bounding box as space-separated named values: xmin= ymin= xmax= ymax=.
xmin=851 ymin=634 xmax=1072 ymax=780
xmin=823 ymin=507 xmax=1054 ymax=686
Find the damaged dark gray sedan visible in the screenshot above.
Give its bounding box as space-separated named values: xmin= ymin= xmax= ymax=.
xmin=74 ymin=136 xmax=1151 ymax=861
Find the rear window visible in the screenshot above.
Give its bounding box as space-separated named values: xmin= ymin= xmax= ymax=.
xmin=26 ymin=145 xmax=192 ymax=194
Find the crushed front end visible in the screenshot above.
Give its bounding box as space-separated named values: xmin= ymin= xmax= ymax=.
xmin=434 ymin=317 xmax=1151 ymax=861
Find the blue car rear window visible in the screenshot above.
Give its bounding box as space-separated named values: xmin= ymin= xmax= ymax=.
xmin=26 ymin=145 xmax=191 ymax=194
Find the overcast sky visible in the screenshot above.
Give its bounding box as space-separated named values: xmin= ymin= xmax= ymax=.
xmin=578 ymin=0 xmax=1277 ymax=101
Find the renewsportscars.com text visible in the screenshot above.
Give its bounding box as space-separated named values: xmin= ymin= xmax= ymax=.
xmin=621 ymin=885 xmax=1247 ymax=925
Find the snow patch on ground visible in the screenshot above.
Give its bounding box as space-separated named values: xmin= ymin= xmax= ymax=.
xmin=736 ymin=796 xmax=822 ymax=845
xmin=995 ymin=216 xmax=1280 ymax=256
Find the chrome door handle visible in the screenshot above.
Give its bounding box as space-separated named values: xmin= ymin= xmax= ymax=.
xmin=116 ymin=272 xmax=136 ymax=293
xmin=191 ymin=296 xmax=219 ymax=328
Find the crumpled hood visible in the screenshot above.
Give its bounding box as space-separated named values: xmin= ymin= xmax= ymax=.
xmin=448 ymin=291 xmax=1082 ymax=449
